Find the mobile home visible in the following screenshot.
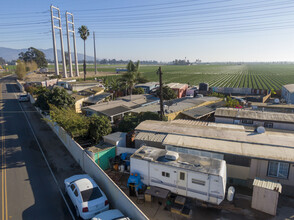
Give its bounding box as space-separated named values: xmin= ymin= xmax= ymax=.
xmin=130 ymin=146 xmax=227 ymax=205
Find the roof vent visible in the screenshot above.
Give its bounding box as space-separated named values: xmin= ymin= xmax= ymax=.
xmin=257 ymin=126 xmax=266 ymax=134
xmin=165 ymin=151 xmax=179 ymax=161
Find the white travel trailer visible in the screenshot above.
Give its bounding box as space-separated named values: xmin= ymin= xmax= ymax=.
xmin=130 ymin=146 xmax=227 ymax=205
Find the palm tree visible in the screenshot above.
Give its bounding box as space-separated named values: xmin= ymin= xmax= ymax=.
xmin=120 ymin=60 xmax=141 ymax=97
xmin=78 ymin=25 xmax=90 ymax=81
xmin=110 ymin=78 xmax=121 ymax=99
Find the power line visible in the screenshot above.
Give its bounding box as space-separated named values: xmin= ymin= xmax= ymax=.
xmin=70 ymin=0 xmax=227 ymax=12
xmin=76 ymin=4 xmax=294 ymax=24
xmin=76 ymin=0 xmax=287 ymax=19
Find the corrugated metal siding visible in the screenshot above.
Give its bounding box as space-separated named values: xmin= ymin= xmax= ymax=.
xmin=253 ymin=178 xmax=282 ymax=193
xmin=215 ymin=108 xmax=294 ymax=123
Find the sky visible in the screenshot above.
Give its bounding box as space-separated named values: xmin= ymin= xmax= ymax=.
xmin=1 ymin=0 xmax=294 ymax=62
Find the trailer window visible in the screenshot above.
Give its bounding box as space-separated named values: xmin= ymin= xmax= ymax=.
xmin=180 ymin=172 xmax=185 ymax=180
xmin=192 ymin=179 xmax=205 ymax=186
xmin=162 ymin=172 xmax=170 ymax=178
xmin=241 ymin=119 xmax=253 ymax=124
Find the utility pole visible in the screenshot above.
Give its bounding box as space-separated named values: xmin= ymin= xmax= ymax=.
xmin=93 ymin=31 xmax=97 ymax=75
xmin=157 ymin=67 xmax=164 ymax=120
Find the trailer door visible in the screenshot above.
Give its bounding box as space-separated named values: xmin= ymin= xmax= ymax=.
xmin=177 ymin=171 xmax=187 ymax=196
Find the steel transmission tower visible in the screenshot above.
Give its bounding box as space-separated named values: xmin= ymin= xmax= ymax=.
xmin=66 ymin=12 xmax=79 ymax=77
xmin=50 ymin=5 xmax=67 ymax=78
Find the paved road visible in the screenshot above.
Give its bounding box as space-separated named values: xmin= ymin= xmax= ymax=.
xmin=0 ymin=76 xmax=82 ymax=220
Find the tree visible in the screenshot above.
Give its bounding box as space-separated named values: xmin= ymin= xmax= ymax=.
xmin=25 ymin=61 xmax=38 ymax=72
xmin=49 ymin=87 xmax=75 ymax=109
xmin=156 ymin=85 xmax=177 ymax=100
xmin=225 ymin=97 xmax=241 ymax=108
xmin=49 ymin=105 xmax=90 ymax=139
xmin=35 ymin=87 xmax=75 ymax=111
xmin=110 ymin=78 xmax=122 ymax=98
xmin=19 ymin=47 xmax=48 ymax=68
xmin=15 ymin=60 xmax=26 ymax=80
xmin=0 ymin=57 xmax=5 ymax=65
xmin=78 ymin=25 xmax=90 ymax=81
xmin=132 ymin=87 xmax=145 ymax=95
xmin=120 ymin=60 xmax=142 ymax=96
xmin=89 ymin=115 xmax=112 ymax=143
xmin=34 ymin=88 xmax=51 ymax=110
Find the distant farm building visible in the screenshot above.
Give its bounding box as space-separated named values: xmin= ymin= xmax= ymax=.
xmin=166 ymin=83 xmax=188 ymax=98
xmin=135 ymin=82 xmax=159 ymax=94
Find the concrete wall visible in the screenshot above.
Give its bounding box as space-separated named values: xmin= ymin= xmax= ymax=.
xmin=16 ymin=80 xmax=24 ymax=92
xmin=28 ymin=94 xmax=36 ymax=104
xmin=43 ymin=114 xmax=148 ymax=220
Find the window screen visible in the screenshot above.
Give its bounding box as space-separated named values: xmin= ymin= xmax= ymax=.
xmin=268 ymin=161 xmax=289 ymax=179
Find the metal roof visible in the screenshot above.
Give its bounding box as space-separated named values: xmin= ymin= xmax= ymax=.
xmin=103 ymin=132 xmax=126 ymax=141
xmin=181 ymin=101 xmax=225 ymax=119
xmin=135 ymin=120 xmax=294 ymax=161
xmin=135 ymin=132 xmax=167 ymax=143
xmin=100 ymin=106 xmax=131 ymax=117
xmin=132 ymin=146 xmax=225 ymax=175
xmin=135 ymin=82 xmax=158 ymax=88
xmin=132 ymin=97 xmax=220 ymax=114
xmin=84 ymin=94 xmax=158 ymax=112
xmin=167 ymin=83 xmax=188 ymax=89
xmin=215 ymin=108 xmax=294 ymax=123
xmin=283 ymin=84 xmax=294 ymax=93
xmin=163 ymin=133 xmax=294 ymax=163
xmin=253 ymin=178 xmax=282 ymax=193
xmin=83 ymin=92 xmax=112 ymax=104
xmin=170 ymin=119 xmax=245 ymax=130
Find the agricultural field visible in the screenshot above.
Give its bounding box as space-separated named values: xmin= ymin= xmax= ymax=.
xmin=44 ymin=63 xmax=294 ymax=90
xmin=139 ymin=64 xmax=294 ymax=90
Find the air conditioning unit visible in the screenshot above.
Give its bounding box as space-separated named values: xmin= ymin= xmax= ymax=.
xmin=165 ymin=151 xmax=179 ymax=161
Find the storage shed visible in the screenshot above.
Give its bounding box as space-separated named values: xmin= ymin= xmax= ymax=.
xmin=86 ymin=144 xmax=116 ymax=170
xmin=134 ymin=132 xmax=166 ymax=149
xmin=251 ymin=178 xmax=282 ymax=216
xmin=103 ymin=132 xmax=127 ymax=148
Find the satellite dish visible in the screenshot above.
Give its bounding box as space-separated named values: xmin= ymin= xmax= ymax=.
xmin=274 ymin=98 xmax=280 ymax=104
xmin=257 ymin=126 xmax=266 ymax=134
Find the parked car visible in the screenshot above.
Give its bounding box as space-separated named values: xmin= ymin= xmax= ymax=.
xmin=92 ymin=209 xmax=130 ymax=220
xmin=18 ymin=94 xmax=29 ymax=102
xmin=64 ymin=174 xmax=109 ymax=219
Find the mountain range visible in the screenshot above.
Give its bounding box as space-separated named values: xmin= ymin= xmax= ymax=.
xmin=0 ymin=47 xmax=94 ymax=62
